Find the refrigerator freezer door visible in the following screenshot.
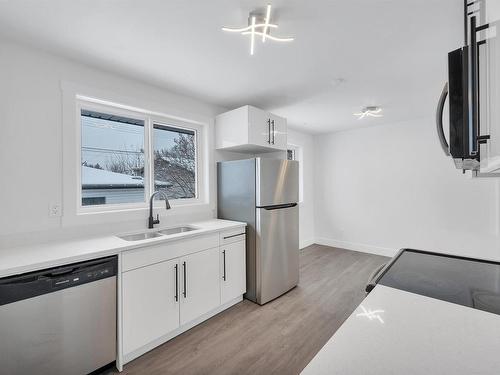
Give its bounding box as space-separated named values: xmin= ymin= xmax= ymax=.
xmin=256 ymin=158 xmax=299 ymax=207
xmin=256 ymin=204 xmax=299 ymax=304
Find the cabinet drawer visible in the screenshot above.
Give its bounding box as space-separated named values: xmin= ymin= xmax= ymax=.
xmin=122 ymin=234 xmax=219 ymax=272
xmin=220 ymin=227 xmax=246 ymax=245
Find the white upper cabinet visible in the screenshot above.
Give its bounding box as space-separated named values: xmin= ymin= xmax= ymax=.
xmin=478 ymin=2 xmax=500 ymax=173
xmin=269 ymin=112 xmax=287 ymax=150
xmin=215 ymin=105 xmax=287 ymax=153
xmin=485 ymin=0 xmax=500 ymax=22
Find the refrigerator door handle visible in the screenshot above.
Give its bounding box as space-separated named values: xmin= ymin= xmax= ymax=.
xmin=436 ymin=82 xmax=450 ymax=156
xmin=259 ymin=203 xmax=298 ymax=210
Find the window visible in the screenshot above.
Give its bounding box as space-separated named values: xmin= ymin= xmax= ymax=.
xmin=81 ymin=110 xmax=146 ymax=207
xmin=153 ymin=124 xmax=196 ymax=199
xmin=78 ymin=101 xmax=201 ymax=210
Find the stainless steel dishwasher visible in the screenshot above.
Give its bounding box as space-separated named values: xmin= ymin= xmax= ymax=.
xmin=0 ymin=256 xmax=117 ymax=375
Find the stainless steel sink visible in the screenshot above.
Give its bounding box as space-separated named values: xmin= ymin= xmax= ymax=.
xmin=118 ymin=232 xmax=163 ymax=241
xmin=157 ymin=226 xmax=197 ymax=236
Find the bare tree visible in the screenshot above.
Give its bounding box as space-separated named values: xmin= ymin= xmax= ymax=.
xmin=106 ymin=149 xmax=145 ymax=177
xmin=154 ymin=134 xmax=196 ymax=199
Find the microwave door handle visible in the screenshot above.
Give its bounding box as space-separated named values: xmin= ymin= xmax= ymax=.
xmin=436 ymin=82 xmax=450 ymax=156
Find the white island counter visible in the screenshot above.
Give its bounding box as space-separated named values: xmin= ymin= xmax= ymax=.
xmin=302 ymin=285 xmax=500 ymax=375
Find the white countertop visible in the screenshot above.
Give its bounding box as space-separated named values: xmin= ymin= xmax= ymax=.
xmin=302 ymin=285 xmax=500 ymax=375
xmin=0 ymin=219 xmax=245 ymax=278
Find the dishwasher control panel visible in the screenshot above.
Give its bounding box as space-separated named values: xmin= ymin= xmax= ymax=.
xmin=0 ymin=256 xmax=117 ymax=306
xmin=52 ymin=264 xmax=115 ymax=290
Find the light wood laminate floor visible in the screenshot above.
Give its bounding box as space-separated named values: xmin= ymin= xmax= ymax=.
xmin=105 ymin=245 xmax=388 ymax=375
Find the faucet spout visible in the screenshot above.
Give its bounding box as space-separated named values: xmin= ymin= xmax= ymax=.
xmin=148 ymin=191 xmax=171 ymax=229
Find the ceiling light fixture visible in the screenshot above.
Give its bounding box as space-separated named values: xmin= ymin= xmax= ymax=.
xmin=262 ymin=4 xmax=271 ymax=42
xmin=353 ymin=106 xmax=383 ymax=119
xmin=222 ymin=4 xmax=294 ymax=55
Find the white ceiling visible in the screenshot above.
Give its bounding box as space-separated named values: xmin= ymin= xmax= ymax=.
xmin=0 ymin=0 xmax=463 ymax=134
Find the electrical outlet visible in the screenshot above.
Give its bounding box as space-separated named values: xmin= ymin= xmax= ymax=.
xmin=49 ymin=203 xmax=62 ymax=217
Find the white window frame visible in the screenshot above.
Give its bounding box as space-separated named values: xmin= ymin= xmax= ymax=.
xmin=72 ymin=95 xmax=206 ymax=215
xmin=149 ymin=115 xmax=203 ymax=207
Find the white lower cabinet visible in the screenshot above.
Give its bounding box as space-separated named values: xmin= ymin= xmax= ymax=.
xmin=179 ymin=247 xmax=221 ymax=325
xmin=120 ymin=229 xmax=246 ymax=363
xmin=122 ymin=258 xmax=180 ymax=355
xmin=220 ymin=240 xmax=246 ymax=305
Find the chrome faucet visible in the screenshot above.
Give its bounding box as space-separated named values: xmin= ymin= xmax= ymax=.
xmin=148 ymin=191 xmax=171 ymax=229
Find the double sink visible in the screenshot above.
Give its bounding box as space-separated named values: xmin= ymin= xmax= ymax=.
xmin=118 ymin=226 xmax=197 ymax=242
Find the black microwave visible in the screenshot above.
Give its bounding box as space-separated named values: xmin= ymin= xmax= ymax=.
xmin=436 ymin=16 xmax=490 ymax=171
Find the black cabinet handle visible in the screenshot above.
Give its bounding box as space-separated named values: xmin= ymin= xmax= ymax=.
xmin=174 ymin=264 xmax=179 ymax=302
xmin=271 ymin=120 xmax=276 ymax=144
xmin=267 ymin=119 xmax=271 ymax=144
xmin=222 ymin=250 xmax=226 ymax=281
xmin=182 ymin=261 xmax=187 ymax=298
xmin=223 ymin=233 xmax=245 ymax=240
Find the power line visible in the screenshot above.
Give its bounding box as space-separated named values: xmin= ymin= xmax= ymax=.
xmin=82 ymin=146 xmax=144 ymax=155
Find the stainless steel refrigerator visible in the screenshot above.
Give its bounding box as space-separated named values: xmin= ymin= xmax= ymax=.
xmin=217 ymin=158 xmax=299 ymax=305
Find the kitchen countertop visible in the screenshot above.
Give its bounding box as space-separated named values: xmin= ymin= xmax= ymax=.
xmin=302 ymin=285 xmax=500 ymax=375
xmin=0 ymin=219 xmax=246 ymax=278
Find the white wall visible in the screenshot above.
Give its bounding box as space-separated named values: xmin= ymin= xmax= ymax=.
xmin=314 ymin=117 xmax=500 ymax=260
xmin=0 ymin=40 xmax=224 ymax=246
xmin=288 ymin=129 xmax=315 ymax=249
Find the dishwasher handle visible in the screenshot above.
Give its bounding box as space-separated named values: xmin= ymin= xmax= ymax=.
xmin=48 ymin=267 xmax=78 ymax=277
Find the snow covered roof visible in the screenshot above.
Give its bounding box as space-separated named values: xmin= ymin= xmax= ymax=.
xmin=82 ymin=166 xmax=170 ymax=189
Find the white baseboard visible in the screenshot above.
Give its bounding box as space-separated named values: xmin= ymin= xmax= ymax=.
xmin=300 ymin=238 xmax=315 ymax=249
xmin=314 ymin=237 xmax=397 ymax=258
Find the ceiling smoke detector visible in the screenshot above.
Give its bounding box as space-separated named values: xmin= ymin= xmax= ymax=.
xmin=222 ymin=4 xmax=294 ymax=55
xmin=353 ymin=106 xmax=383 ymax=119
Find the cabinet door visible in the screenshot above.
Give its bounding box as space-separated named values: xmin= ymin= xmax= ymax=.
xmin=122 ymin=259 xmax=180 ymax=355
xmin=220 ymin=240 xmax=246 ymax=305
xmin=478 ymin=19 xmax=500 ymax=173
xmin=248 ymin=105 xmax=273 ymax=147
xmin=269 ymin=113 xmax=287 ymax=150
xmin=486 ymin=0 xmax=500 ymax=23
xmin=179 ymin=247 xmax=220 ymax=325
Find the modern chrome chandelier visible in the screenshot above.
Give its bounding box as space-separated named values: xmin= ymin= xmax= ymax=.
xmin=222 ymin=4 xmax=294 ymax=55
xmin=353 ymin=106 xmax=383 ymax=119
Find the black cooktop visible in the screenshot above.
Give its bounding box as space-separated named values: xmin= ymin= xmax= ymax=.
xmin=375 ymin=249 xmax=500 ymax=316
